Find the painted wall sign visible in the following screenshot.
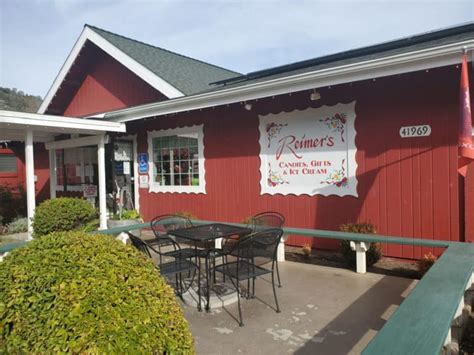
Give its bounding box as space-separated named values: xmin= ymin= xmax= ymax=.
xmin=399 ymin=125 xmax=431 ymax=138
xmin=139 ymin=174 xmax=149 ymax=188
xmin=83 ymin=184 xmax=97 ymax=198
xmin=138 ymin=153 xmax=148 ymax=173
xmin=123 ymin=161 xmax=131 ymax=175
xmin=114 ymin=141 xmax=133 ymax=161
xmin=258 ymin=102 xmax=358 ymax=196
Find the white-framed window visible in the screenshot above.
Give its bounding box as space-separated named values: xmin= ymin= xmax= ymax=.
xmin=56 ymin=147 xmax=97 ymax=192
xmin=0 ymin=154 xmax=17 ymax=173
xmin=147 ymin=125 xmax=205 ymax=194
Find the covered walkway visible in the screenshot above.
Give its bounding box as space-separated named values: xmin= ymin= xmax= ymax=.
xmin=0 ymin=110 xmax=126 ymax=236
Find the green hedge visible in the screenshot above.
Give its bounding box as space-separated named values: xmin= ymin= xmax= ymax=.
xmin=340 ymin=222 xmax=382 ymax=267
xmin=32 ymin=197 xmax=97 ymax=237
xmin=0 ymin=231 xmax=194 ymax=353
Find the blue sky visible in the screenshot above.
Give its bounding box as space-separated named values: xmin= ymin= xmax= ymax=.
xmin=1 ymin=0 xmax=473 ymax=98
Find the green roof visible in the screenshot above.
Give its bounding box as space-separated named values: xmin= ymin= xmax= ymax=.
xmin=86 ymin=25 xmax=240 ymax=96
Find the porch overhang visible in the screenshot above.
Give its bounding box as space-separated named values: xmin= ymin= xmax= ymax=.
xmin=0 ymin=110 xmax=126 ymax=141
xmin=0 ymin=110 xmax=127 ymax=237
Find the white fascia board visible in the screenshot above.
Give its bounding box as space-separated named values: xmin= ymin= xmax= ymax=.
xmin=38 ymin=27 xmax=184 ymax=114
xmin=0 ymin=110 xmax=126 ymax=133
xmin=105 ymin=39 xmax=474 ymax=123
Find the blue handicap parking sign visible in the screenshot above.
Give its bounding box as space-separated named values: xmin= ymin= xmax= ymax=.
xmin=138 ymin=153 xmax=148 ymax=173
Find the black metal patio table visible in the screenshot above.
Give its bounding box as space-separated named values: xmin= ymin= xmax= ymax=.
xmin=168 ymin=223 xmax=252 ymax=311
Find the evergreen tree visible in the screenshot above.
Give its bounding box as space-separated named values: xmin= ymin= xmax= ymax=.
xmin=0 ymin=87 xmax=42 ymax=113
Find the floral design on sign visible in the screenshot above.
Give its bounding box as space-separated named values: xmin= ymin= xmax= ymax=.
xmin=266 ymin=122 xmax=288 ymax=147
xmin=267 ymin=163 xmax=288 ymax=187
xmin=321 ymin=159 xmax=348 ymax=187
xmin=319 ymin=113 xmax=346 ymax=142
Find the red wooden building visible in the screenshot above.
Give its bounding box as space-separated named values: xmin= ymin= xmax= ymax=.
xmin=2 ymin=23 xmax=474 ymax=258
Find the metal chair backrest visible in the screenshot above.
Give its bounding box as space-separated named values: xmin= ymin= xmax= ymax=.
xmin=249 ymin=212 xmax=285 ymax=232
xmin=128 ymin=231 xmax=180 ymax=261
xmin=231 ymin=228 xmax=284 ymax=266
xmin=150 ymin=214 xmax=193 ymax=239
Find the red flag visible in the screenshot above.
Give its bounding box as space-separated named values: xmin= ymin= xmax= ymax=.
xmin=458 ymin=54 xmax=474 ymax=176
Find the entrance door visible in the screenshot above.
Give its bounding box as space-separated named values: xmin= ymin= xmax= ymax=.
xmin=106 ymin=139 xmax=135 ymax=214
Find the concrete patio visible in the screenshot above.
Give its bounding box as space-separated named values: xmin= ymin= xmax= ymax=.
xmin=181 ymin=261 xmax=416 ymax=354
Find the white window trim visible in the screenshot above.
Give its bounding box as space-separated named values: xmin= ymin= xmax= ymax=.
xmin=147 ymin=125 xmax=206 ymax=194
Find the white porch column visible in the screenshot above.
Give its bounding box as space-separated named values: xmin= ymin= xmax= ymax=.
xmin=98 ymin=136 xmax=107 ymax=230
xmin=25 ymin=129 xmax=35 ymax=239
xmin=48 ymin=149 xmax=57 ymax=199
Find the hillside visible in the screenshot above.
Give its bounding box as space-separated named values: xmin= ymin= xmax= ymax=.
xmin=0 ymin=87 xmax=42 ymax=113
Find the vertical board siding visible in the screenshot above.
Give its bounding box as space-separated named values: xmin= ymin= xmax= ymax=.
xmin=63 ymin=47 xmax=165 ymax=117
xmin=131 ymin=66 xmax=463 ymax=259
xmin=0 ymin=145 xmax=51 ymax=203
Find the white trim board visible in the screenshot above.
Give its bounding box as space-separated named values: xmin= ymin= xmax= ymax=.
xmin=104 ymin=39 xmax=474 ymax=123
xmin=38 ymin=26 xmax=184 ymax=114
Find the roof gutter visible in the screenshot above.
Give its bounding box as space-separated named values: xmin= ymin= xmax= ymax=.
xmin=104 ymin=39 xmax=474 ymax=123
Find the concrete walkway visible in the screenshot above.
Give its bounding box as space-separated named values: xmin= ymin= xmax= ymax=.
xmin=182 ymin=261 xmax=416 ymax=354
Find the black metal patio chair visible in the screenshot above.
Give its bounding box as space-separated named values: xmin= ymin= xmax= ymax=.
xmin=248 ymin=211 xmax=285 ymax=233
xmin=151 ymin=215 xmax=227 ymax=289
xmin=150 ymin=214 xmax=206 ymax=262
xmin=128 ymin=232 xmax=201 ymax=305
xmin=234 ymin=211 xmax=285 ymax=289
xmin=150 ymin=214 xmax=194 ymax=246
xmin=213 ymin=228 xmax=284 ymax=326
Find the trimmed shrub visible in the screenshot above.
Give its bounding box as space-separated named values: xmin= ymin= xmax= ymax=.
xmin=339 ymin=222 xmax=382 ymax=267
xmin=0 ymin=231 xmax=194 ymax=353
xmin=6 ymin=217 xmax=28 ymax=234
xmin=417 ymin=252 xmax=437 ymax=276
xmin=32 ymin=197 xmax=97 ymax=237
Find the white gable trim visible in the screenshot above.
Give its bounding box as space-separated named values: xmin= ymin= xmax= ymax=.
xmin=38 ymin=27 xmax=184 ymax=114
